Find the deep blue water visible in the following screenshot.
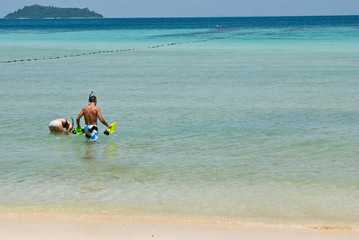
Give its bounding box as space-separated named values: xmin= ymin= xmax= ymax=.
xmin=1 ymin=15 xmax=358 ymax=31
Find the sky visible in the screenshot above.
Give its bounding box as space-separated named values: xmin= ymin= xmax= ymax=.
xmin=1 ymin=0 xmax=358 ymax=18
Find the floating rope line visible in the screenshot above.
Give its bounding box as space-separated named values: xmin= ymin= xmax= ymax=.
xmin=1 ymin=33 xmax=241 ymax=64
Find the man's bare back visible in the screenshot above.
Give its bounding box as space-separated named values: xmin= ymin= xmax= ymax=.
xmin=76 ymin=96 xmax=110 ymax=129
xmin=82 ymin=104 xmax=101 ymax=125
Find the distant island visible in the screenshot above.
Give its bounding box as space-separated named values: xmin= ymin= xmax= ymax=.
xmin=4 ymin=5 xmax=103 ymax=19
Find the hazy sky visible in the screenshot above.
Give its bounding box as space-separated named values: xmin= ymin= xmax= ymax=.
xmin=2 ymin=0 xmax=358 ymax=18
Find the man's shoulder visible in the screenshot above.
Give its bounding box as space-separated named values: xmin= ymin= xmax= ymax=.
xmin=91 ymin=106 xmax=100 ymax=113
xmin=83 ymin=104 xmax=100 ymax=112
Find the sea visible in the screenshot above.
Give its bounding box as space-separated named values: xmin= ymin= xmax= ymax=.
xmin=0 ymin=16 xmax=358 ymax=230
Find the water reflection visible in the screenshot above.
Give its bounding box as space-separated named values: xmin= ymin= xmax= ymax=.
xmin=84 ymin=142 xmax=97 ymax=161
xmin=74 ymin=140 xmax=120 ymax=162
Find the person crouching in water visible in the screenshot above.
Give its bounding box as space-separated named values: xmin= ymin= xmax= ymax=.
xmin=75 ymin=95 xmax=111 ymax=141
xmin=48 ymin=118 xmax=73 ymax=134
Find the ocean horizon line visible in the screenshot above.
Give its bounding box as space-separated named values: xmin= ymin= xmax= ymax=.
xmin=1 ymin=14 xmax=358 ymax=20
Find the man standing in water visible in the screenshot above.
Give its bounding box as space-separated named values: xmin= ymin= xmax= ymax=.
xmin=76 ymin=94 xmax=111 ymax=141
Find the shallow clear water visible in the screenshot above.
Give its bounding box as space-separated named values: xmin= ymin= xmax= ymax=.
xmin=0 ymin=16 xmax=358 ymax=229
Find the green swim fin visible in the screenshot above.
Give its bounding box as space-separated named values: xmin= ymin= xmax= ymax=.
xmin=73 ymin=128 xmax=84 ymax=135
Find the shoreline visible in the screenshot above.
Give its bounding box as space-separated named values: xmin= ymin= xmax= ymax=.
xmin=1 ymin=207 xmax=358 ymax=232
xmin=1 ymin=213 xmax=358 ymax=240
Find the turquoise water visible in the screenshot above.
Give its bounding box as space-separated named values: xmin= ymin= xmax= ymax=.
xmin=0 ymin=17 xmax=358 ymax=229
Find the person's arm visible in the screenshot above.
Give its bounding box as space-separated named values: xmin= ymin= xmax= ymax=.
xmin=97 ymin=108 xmax=111 ymax=128
xmin=76 ymin=109 xmax=84 ymax=128
xmin=66 ymin=120 xmax=72 ymax=132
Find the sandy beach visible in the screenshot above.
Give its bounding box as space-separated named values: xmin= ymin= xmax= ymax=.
xmin=1 ymin=214 xmax=358 ymax=240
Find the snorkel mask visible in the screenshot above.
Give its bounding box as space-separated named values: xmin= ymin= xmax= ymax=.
xmin=88 ymin=91 xmax=98 ymax=104
xmin=89 ymin=91 xmax=94 ymax=103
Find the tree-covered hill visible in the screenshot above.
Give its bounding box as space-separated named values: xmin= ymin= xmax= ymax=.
xmin=4 ymin=5 xmax=103 ymax=19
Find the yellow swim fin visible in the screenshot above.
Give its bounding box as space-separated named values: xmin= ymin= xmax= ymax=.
xmin=104 ymin=122 xmax=117 ymax=135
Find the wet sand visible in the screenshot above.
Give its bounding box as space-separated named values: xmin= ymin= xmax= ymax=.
xmin=1 ymin=215 xmax=358 ymax=240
